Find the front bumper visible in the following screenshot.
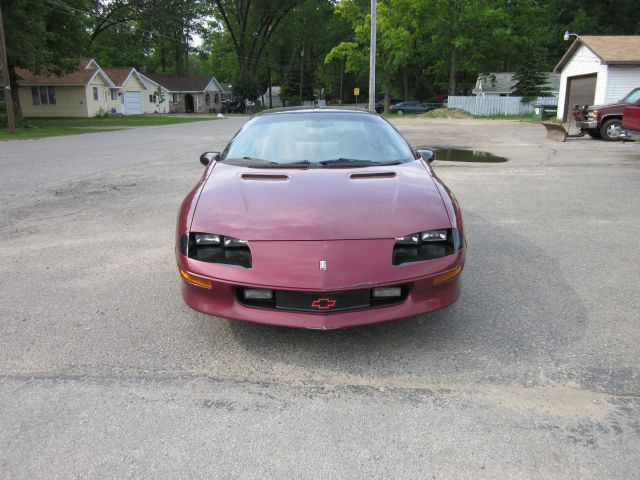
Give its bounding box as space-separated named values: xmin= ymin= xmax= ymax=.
xmin=176 ymin=239 xmax=465 ymax=329
xmin=576 ymin=120 xmax=597 ymax=130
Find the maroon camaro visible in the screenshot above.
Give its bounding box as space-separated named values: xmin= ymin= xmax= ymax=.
xmin=176 ymin=108 xmax=465 ymax=329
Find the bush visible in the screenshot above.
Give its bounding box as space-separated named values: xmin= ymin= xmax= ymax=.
xmin=0 ymin=101 xmax=27 ymax=128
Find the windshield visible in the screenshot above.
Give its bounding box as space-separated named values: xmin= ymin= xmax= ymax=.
xmin=220 ymin=112 xmax=415 ymax=166
xmin=621 ymin=88 xmax=640 ymax=104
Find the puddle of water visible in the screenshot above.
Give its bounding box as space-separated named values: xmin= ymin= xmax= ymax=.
xmin=430 ymin=147 xmax=508 ymax=163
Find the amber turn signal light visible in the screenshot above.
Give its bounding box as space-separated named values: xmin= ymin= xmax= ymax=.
xmin=433 ymin=265 xmax=462 ymax=286
xmin=179 ymin=269 xmax=212 ymax=289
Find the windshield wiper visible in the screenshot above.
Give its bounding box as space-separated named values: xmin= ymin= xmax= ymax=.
xmin=220 ymin=156 xmax=279 ymax=165
xmin=279 ymin=160 xmax=320 ymax=168
xmin=318 ymin=158 xmax=401 ymax=166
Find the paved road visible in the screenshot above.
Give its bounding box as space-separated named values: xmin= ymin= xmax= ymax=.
xmin=1 ymin=118 xmax=639 ymax=478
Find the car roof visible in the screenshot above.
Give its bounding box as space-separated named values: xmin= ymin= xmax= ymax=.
xmin=255 ymin=106 xmax=377 ymax=117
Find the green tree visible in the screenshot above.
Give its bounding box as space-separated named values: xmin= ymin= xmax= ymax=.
xmin=512 ymin=46 xmax=552 ymax=102
xmin=209 ymin=0 xmax=303 ymax=99
xmin=1 ymin=0 xmax=89 ymax=111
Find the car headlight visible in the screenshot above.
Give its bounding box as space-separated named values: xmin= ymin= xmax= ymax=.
xmin=179 ymin=232 xmax=252 ymax=268
xmin=587 ymin=110 xmax=598 ymax=120
xmin=393 ymin=228 xmax=462 ymax=266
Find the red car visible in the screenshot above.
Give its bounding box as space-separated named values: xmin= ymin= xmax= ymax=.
xmin=176 ymin=108 xmax=466 ymax=329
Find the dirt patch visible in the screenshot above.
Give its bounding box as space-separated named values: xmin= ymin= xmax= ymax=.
xmin=424 ymin=108 xmax=475 ymax=119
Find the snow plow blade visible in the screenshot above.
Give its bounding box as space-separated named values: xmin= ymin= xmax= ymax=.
xmin=540 ymin=122 xmax=568 ymax=142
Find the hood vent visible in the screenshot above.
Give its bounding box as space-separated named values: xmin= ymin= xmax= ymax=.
xmin=241 ymin=174 xmax=290 ymax=181
xmin=349 ymin=171 xmax=396 ymax=180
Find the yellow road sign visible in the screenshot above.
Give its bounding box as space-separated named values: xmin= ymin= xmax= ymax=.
xmin=353 ymin=87 xmax=360 ymax=96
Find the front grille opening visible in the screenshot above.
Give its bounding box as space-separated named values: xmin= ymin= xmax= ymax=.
xmin=238 ymin=285 xmax=408 ymax=313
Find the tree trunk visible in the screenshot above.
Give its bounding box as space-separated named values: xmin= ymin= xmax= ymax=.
xmin=449 ymin=45 xmax=457 ymax=95
xmin=403 ymin=70 xmax=409 ymax=100
xmin=268 ymin=64 xmax=272 ymax=109
xmin=384 ymin=87 xmax=390 ymax=114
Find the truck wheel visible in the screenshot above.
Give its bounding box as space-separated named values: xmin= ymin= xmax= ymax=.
xmin=587 ymin=129 xmax=601 ymax=139
xmin=600 ymin=118 xmax=623 ymax=141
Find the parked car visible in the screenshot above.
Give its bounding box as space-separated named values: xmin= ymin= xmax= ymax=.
xmin=176 ymin=108 xmax=466 ymax=329
xmin=389 ymin=101 xmax=433 ymax=115
xmin=574 ymin=87 xmax=640 ymax=141
xmin=224 ymin=97 xmax=245 ymax=113
xmin=375 ymin=98 xmax=403 ymax=113
xmin=620 ymin=106 xmax=640 ymax=141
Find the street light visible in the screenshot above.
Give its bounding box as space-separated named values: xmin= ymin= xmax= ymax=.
xmin=564 ymin=31 xmax=578 ymax=41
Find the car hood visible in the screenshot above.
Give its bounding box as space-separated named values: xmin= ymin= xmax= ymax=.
xmin=589 ymin=102 xmax=629 ymax=112
xmin=190 ymin=160 xmax=451 ymax=241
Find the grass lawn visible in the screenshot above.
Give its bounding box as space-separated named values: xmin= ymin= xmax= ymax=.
xmin=0 ymin=115 xmax=220 ymax=141
xmin=0 ymin=127 xmax=123 ymax=141
xmin=26 ymin=115 xmax=219 ymax=128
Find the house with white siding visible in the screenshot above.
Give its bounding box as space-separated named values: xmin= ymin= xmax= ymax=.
xmin=554 ymin=36 xmax=640 ymax=121
xmin=139 ymin=73 xmax=223 ymax=113
xmin=137 ymin=74 xmax=171 ymax=114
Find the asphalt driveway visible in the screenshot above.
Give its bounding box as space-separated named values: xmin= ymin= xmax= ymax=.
xmin=0 ymin=117 xmax=639 ymax=478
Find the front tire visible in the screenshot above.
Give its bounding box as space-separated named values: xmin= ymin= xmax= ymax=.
xmin=600 ymin=118 xmax=622 ymax=141
xmin=396 ymin=109 xmax=404 ymax=115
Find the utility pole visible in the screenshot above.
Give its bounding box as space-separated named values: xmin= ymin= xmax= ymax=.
xmin=339 ymin=58 xmax=344 ymax=105
xmin=368 ymin=0 xmax=377 ymax=112
xmin=299 ymin=39 xmax=304 ymax=105
xmin=0 ymin=3 xmax=16 ymax=134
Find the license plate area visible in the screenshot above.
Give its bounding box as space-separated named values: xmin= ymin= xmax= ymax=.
xmin=276 ymin=289 xmax=370 ymax=313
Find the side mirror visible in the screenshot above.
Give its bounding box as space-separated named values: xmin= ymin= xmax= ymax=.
xmin=416 ymin=149 xmax=436 ymax=163
xmin=200 ymin=151 xmax=220 ymax=166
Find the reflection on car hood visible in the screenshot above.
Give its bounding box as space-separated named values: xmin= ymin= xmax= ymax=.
xmin=589 ymin=102 xmax=629 ymax=111
xmin=191 ymin=160 xmax=451 ymax=241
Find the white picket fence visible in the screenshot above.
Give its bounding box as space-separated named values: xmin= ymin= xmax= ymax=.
xmin=447 ymin=96 xmax=558 ymax=116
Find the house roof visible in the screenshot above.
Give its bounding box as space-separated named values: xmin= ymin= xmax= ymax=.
xmin=142 ymin=73 xmax=218 ymax=92
xmin=103 ymin=67 xmax=147 ymax=89
xmin=15 ymin=58 xmax=113 ymax=87
xmin=103 ymin=68 xmax=133 ymax=86
xmin=473 ymin=73 xmax=560 ymax=95
xmin=554 ymin=35 xmax=640 ymax=73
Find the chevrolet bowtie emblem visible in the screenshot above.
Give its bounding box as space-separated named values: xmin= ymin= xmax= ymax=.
xmin=319 ymin=260 xmax=327 ymax=271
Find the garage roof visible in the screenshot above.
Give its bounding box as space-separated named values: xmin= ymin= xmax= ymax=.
xmin=103 ymin=67 xmax=147 ymax=89
xmin=554 ymin=36 xmax=640 ymax=73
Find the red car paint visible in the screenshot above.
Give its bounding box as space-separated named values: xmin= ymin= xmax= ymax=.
xmin=621 ymin=106 xmax=640 ymax=141
xmin=176 ymin=109 xmax=465 ymax=329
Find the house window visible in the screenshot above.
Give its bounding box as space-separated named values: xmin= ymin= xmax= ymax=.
xmin=149 ymin=94 xmax=157 ymax=103
xmin=172 ymin=93 xmax=177 ymax=103
xmin=31 ymin=86 xmax=56 ymax=105
xmin=205 ymin=93 xmax=210 ymax=106
xmin=93 ymin=87 xmax=98 ymax=101
xmin=111 ymin=89 xmax=117 ymax=101
xmin=214 ymin=94 xmax=219 ymax=104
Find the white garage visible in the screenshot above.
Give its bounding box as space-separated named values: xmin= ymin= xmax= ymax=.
xmin=123 ymin=91 xmax=141 ymax=115
xmin=554 ymin=36 xmax=640 ymax=121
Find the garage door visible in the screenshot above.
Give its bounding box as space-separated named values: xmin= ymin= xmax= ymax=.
xmin=563 ymin=74 xmax=597 ymax=121
xmin=123 ymin=91 xmax=141 ymax=115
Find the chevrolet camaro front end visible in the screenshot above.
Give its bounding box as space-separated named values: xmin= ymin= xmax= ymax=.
xmin=176 ymin=109 xmax=465 ymax=329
